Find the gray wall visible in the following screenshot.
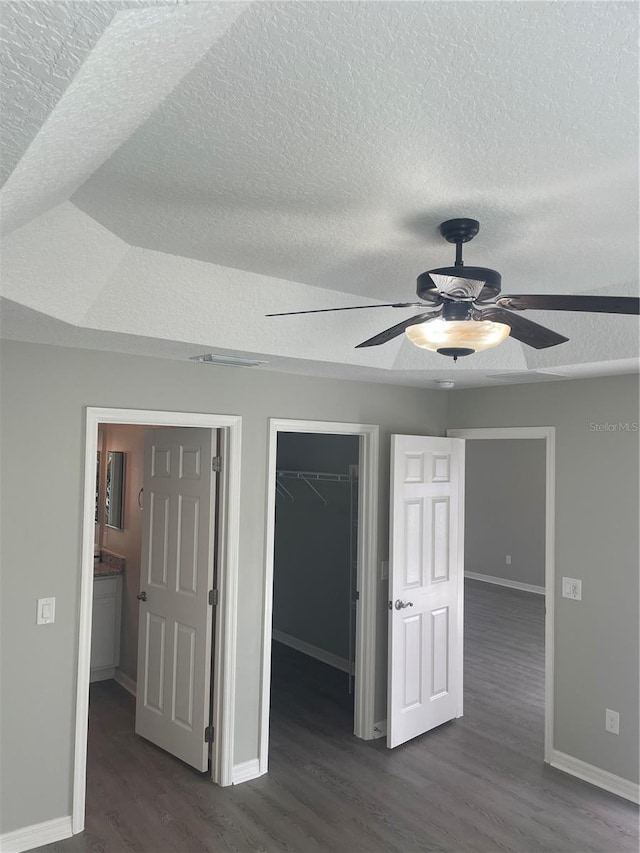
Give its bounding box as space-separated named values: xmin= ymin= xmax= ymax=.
xmin=0 ymin=339 xmax=447 ymax=834
xmin=1 ymin=339 xmax=637 ymax=836
xmin=449 ymin=374 xmax=639 ymax=784
xmin=465 ymin=439 xmax=545 ymax=587
xmin=273 ymin=434 xmax=359 ymax=661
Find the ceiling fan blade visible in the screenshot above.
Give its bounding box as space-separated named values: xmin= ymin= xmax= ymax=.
xmin=355 ymin=312 xmax=439 ymax=348
xmin=481 ymin=306 xmax=569 ymax=349
xmin=496 ymin=294 xmax=640 ymax=315
xmin=266 ymin=301 xmax=427 ymax=317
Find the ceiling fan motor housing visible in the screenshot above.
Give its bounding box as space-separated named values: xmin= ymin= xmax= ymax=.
xmin=442 ymin=301 xmax=473 ymax=321
xmin=417 ymin=267 xmax=502 ymax=302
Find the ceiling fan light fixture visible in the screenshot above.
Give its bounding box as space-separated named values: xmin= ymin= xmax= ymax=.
xmin=405 ymin=318 xmax=511 ymax=357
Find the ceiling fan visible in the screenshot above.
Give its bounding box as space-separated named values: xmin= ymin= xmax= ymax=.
xmin=267 ymin=218 xmax=640 ymax=360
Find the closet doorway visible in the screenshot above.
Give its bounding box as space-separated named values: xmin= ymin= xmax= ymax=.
xmin=260 ymin=419 xmax=379 ymax=774
xmin=271 ymin=432 xmax=359 ymax=736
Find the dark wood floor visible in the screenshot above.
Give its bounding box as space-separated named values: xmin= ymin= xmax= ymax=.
xmin=39 ymin=581 xmax=638 ymax=852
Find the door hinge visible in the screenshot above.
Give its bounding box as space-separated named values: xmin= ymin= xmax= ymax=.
xmin=212 ymin=456 xmax=222 ymax=472
xmin=355 ymin=590 xmax=360 ymax=600
xmin=205 ymin=725 xmax=215 ymax=743
xmin=209 ymin=589 xmax=219 ymax=606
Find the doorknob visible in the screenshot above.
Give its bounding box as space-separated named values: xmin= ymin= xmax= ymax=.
xmin=394 ymin=599 xmax=413 ymax=610
xmin=137 ymin=591 xmax=148 ymax=602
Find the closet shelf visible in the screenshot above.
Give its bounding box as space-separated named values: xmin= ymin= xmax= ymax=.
xmin=275 ymin=469 xmax=354 ymax=505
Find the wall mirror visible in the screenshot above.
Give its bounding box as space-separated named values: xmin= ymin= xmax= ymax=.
xmin=106 ymin=451 xmax=126 ymax=529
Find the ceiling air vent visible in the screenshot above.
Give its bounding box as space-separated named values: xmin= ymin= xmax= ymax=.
xmin=190 ymin=354 xmax=267 ymax=368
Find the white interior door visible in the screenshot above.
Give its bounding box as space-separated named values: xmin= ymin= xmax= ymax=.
xmin=135 ymin=427 xmax=217 ymax=771
xmin=387 ymin=435 xmax=465 ymax=749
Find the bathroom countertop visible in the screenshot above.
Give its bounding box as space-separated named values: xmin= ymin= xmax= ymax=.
xmin=94 ymin=548 xmax=125 ymax=578
xmin=94 ymin=562 xmax=124 ymax=578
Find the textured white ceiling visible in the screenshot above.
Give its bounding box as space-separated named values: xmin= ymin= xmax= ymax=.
xmin=70 ymin=1 xmax=639 ymax=299
xmin=1 ymin=2 xmax=248 ymax=234
xmin=0 ymin=1 xmax=117 ymax=185
xmin=1 ymin=1 xmax=638 ymax=388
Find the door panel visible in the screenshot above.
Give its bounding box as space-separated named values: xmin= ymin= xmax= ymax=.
xmin=430 ymin=606 xmax=449 ymax=697
xmin=143 ymin=612 xmax=166 ymax=714
xmin=177 ymin=495 xmax=200 ymax=595
xmin=136 ymin=427 xmax=217 ymax=771
xmin=403 ymin=499 xmax=423 ymax=586
xmin=148 ymin=492 xmax=170 ymax=587
xmin=387 ymin=435 xmax=464 ymax=749
xmin=172 ymin=622 xmax=196 ymax=728
xmin=430 ymin=497 xmax=450 ymax=581
xmin=402 ymin=612 xmax=423 ymax=709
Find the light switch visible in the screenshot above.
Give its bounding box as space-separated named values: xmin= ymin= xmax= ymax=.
xmin=37 ymin=597 xmax=55 ymax=625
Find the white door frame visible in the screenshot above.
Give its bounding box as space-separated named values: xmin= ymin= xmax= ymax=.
xmin=446 ymin=426 xmax=555 ymax=763
xmin=73 ymin=407 xmax=242 ymax=835
xmin=259 ymin=419 xmax=379 ymax=772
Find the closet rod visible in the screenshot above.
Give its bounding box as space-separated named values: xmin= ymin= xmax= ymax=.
xmin=276 ymin=469 xmax=352 ymax=483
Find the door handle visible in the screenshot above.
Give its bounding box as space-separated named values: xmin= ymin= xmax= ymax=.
xmin=137 ymin=591 xmax=148 ymax=602
xmin=394 ymin=599 xmax=413 ymax=610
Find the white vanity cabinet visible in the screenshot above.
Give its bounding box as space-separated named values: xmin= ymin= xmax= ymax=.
xmin=90 ymin=575 xmax=123 ymax=682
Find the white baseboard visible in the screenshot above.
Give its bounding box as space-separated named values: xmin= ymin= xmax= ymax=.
xmin=89 ymin=666 xmax=116 ymax=683
xmin=549 ymin=749 xmax=639 ymax=804
xmin=465 ymin=571 xmax=545 ymax=596
xmin=272 ymin=629 xmax=353 ymax=674
xmin=114 ymin=669 xmax=137 ymax=697
xmin=0 ymin=816 xmax=72 ymax=853
xmin=372 ymin=720 xmax=387 ymax=739
xmin=232 ymin=759 xmax=263 ymax=785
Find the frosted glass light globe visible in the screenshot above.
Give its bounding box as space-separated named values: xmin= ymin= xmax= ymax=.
xmin=405 ymin=319 xmax=511 ymax=355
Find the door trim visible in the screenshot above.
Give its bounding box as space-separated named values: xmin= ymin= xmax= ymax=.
xmin=73 ymin=407 xmax=242 ymax=835
xmin=446 ymin=426 xmax=555 ymax=763
xmin=260 ymin=419 xmax=379 ymax=774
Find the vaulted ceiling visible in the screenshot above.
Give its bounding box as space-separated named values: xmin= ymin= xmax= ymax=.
xmin=1 ymin=1 xmax=638 ymax=388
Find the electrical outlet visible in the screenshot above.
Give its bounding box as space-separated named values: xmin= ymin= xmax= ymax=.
xmin=605 ymin=709 xmax=620 ymax=735
xmin=562 ymin=577 xmax=582 ymax=601
xmin=505 ymin=555 xmax=512 ymax=565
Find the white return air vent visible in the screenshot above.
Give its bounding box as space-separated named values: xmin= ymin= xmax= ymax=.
xmin=190 ymin=353 xmax=268 ymax=368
